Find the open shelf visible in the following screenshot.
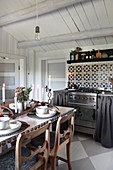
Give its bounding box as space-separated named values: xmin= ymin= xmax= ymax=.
xmin=67 ymin=58 xmax=113 ymax=64
xmin=67 ymin=48 xmax=113 ymax=64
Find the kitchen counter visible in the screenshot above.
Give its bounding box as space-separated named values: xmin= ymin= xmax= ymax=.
xmin=98 ymin=91 xmax=113 ymax=96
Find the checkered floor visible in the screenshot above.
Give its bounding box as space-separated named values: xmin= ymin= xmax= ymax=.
xmin=57 ymin=133 xmax=113 ymax=170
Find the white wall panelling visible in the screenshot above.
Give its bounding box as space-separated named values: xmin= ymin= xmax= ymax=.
xmin=26 ymin=49 xmax=35 ymax=100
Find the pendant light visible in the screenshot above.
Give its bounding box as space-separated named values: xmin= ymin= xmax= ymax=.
xmin=35 ymin=0 xmax=40 ymax=40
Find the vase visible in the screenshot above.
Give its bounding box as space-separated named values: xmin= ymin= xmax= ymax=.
xmin=75 ymin=53 xmax=79 ymax=60
xmin=17 ymin=102 xmax=24 ymax=113
xmin=70 ymin=54 xmax=74 ymax=60
xmin=24 ymin=101 xmax=27 ymax=110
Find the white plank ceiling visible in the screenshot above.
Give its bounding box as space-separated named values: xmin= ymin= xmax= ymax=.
xmin=0 ymin=0 xmax=113 ymax=52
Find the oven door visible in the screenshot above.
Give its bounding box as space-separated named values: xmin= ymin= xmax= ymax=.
xmin=75 ymin=107 xmax=96 ymax=135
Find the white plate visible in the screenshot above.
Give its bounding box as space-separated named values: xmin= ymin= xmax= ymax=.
xmin=36 ymin=111 xmax=56 ymax=118
xmin=0 ymin=120 xmax=22 ymax=135
xmin=9 ymin=103 xmax=15 ymax=110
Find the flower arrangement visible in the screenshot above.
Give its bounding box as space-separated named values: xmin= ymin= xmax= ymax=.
xmin=16 ymin=86 xmax=32 ymax=103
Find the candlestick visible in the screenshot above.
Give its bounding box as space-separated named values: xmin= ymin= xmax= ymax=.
xmin=42 ymin=88 xmax=44 ymax=101
xmin=37 ymin=84 xmax=39 ymax=101
xmin=49 ymin=75 xmax=51 ymax=89
xmin=32 ymin=84 xmax=34 ymax=99
xmin=2 ymin=83 xmax=5 ymax=103
xmin=14 ymin=92 xmax=17 ymax=113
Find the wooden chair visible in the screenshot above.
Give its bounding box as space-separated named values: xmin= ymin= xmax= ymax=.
xmin=49 ymin=111 xmax=75 ymax=170
xmin=0 ymin=122 xmax=51 ymax=170
xmin=15 ymin=121 xmax=51 ymax=170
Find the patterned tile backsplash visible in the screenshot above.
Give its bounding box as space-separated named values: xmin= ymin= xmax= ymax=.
xmin=68 ymin=63 xmax=113 ymax=90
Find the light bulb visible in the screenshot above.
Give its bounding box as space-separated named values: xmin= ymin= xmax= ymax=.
xmin=35 ymin=32 xmax=40 ymax=40
xmin=35 ymin=26 xmax=40 ymax=40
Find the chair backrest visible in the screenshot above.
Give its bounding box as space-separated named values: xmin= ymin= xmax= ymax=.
xmin=52 ymin=111 xmax=75 ymax=155
xmin=15 ymin=121 xmax=51 ymax=170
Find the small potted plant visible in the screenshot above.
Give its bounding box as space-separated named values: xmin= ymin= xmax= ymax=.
xmin=16 ymin=86 xmax=32 ymax=113
xmin=70 ymin=50 xmax=77 ymax=60
xmin=70 ymin=47 xmax=82 ymax=61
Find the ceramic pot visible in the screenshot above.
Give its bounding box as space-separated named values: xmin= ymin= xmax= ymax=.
xmin=17 ymin=102 xmax=24 ymax=113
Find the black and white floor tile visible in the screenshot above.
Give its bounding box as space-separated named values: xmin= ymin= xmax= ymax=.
xmin=57 ymin=133 xmax=113 ymax=170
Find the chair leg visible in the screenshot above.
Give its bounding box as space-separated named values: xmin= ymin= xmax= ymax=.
xmin=43 ymin=161 xmax=47 ymax=170
xmin=66 ymin=142 xmax=72 ymax=170
xmin=50 ymin=156 xmax=56 ymax=170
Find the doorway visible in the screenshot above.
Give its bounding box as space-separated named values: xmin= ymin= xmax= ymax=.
xmin=0 ymin=59 xmax=19 ymax=103
xmin=41 ymin=59 xmax=66 ymax=102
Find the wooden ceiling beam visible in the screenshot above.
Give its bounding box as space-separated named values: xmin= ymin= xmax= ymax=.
xmin=0 ymin=0 xmax=92 ymax=26
xmin=17 ymin=27 xmax=113 ymax=48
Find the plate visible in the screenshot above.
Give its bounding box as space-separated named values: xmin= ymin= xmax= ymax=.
xmin=36 ymin=111 xmax=56 ymax=118
xmin=109 ymin=55 xmax=113 ymax=58
xmin=0 ymin=120 xmax=21 ymax=135
xmin=9 ymin=103 xmax=15 ymax=110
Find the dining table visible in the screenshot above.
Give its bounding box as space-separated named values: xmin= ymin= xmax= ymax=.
xmin=0 ymin=105 xmax=75 ymax=156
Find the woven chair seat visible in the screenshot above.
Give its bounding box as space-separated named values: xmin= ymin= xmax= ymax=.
xmin=0 ymin=147 xmax=37 ymax=170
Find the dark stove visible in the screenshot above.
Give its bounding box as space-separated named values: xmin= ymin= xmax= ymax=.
xmin=67 ymin=87 xmax=102 ymax=136
xmin=67 ymin=87 xmax=102 ymax=109
xmin=68 ymin=87 xmax=104 ymax=94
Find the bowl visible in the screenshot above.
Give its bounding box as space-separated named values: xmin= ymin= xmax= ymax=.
xmin=10 ymin=120 xmax=18 ymax=129
xmin=36 ymin=106 xmax=47 ymax=114
xmin=9 ymin=103 xmax=15 ymax=110
xmin=0 ymin=117 xmax=10 ymax=129
xmin=49 ymin=109 xmax=56 ymax=114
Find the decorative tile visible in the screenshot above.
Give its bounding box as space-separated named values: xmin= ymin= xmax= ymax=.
xmin=75 ymin=74 xmax=82 ymax=81
xmin=92 ymin=82 xmax=98 ymax=88
xmin=83 ymin=65 xmax=90 ymax=72
xmin=76 ymin=82 xmax=82 ymax=87
xmin=68 ymin=74 xmax=74 ymax=81
xmin=68 ymin=66 xmax=74 ymax=73
xmin=92 ymin=74 xmax=98 ymax=81
xmin=68 ymin=62 xmax=113 ymax=90
xmin=109 ymin=64 xmax=113 ymax=72
xmin=100 ymin=82 xmax=108 ymax=89
xmin=83 ymin=82 xmax=90 ymax=88
xmin=100 ymin=73 xmax=108 ymax=81
xmin=75 ymin=65 xmax=82 ymax=72
xmin=100 ymin=64 xmax=108 ymax=72
xmin=83 ymin=74 xmax=90 ymax=81
xmin=109 ymin=73 xmax=113 ymax=79
xmin=91 ymin=64 xmax=99 ymax=72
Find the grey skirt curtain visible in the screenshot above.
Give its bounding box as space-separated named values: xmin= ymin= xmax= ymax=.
xmin=95 ymin=95 xmax=113 ymax=148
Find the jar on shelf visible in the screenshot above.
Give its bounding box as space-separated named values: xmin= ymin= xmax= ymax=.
xmin=75 ymin=53 xmax=79 ymax=60
xmin=81 ymin=53 xmax=86 ymax=60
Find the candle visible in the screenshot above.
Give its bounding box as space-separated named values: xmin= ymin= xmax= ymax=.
xmin=49 ymin=75 xmax=51 ymax=89
xmin=14 ymin=92 xmax=17 ymax=113
xmin=42 ymin=88 xmax=44 ymax=101
xmin=37 ymin=84 xmax=39 ymax=101
xmin=32 ymin=84 xmax=34 ymax=99
xmin=2 ymin=83 xmax=5 ymax=103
